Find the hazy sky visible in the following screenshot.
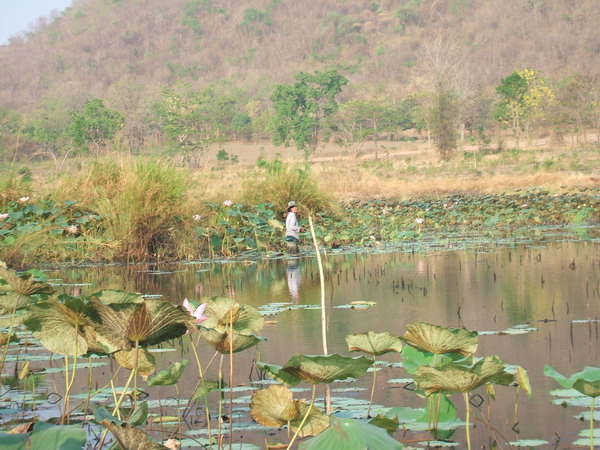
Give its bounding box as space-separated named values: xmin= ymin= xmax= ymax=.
xmin=0 ymin=0 xmax=74 ymax=45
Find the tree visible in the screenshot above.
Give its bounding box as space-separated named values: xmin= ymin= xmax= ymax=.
xmin=495 ymin=69 xmax=555 ymax=147
xmin=271 ymin=70 xmax=348 ymax=162
xmin=67 ymin=99 xmax=124 ymax=155
xmin=429 ymin=88 xmax=459 ymax=158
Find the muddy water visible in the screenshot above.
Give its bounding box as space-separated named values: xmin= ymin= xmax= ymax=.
xmin=7 ymin=240 xmax=600 ymax=448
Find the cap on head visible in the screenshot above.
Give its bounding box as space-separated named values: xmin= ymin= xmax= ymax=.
xmin=288 ymin=201 xmax=297 ymax=208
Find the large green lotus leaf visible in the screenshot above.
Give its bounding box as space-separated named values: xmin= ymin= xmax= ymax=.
xmin=415 ymin=356 xmax=514 ymax=394
xmin=101 ymin=419 xmax=167 ymax=449
xmin=250 ymin=384 xmax=301 ymax=427
xmin=91 ymin=299 xmax=194 ymax=346
xmin=0 ymin=266 xmax=56 ymax=297
xmin=255 ymin=362 xmax=303 ymax=387
xmin=299 ymin=416 xmax=403 ymax=449
xmin=280 ymin=353 xmax=374 ymax=385
xmin=544 ymin=365 xmax=600 ymax=397
xmin=201 ymin=297 xmax=265 ymax=334
xmin=88 ymin=289 xmax=144 ymax=304
xmin=198 ymin=327 xmax=264 ymax=354
xmin=345 ymin=331 xmax=403 ymax=356
xmin=114 ymin=347 xmax=156 ymax=377
xmin=23 ymin=299 xmax=91 ymax=356
xmin=29 ymin=421 xmax=87 ymax=450
xmin=401 ymin=322 xmax=478 ymax=356
xmin=368 ymin=414 xmax=400 ymax=434
xmin=148 ymin=360 xmax=189 ymax=386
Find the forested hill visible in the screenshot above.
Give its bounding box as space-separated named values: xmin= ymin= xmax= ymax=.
xmin=0 ymin=0 xmax=599 ymax=157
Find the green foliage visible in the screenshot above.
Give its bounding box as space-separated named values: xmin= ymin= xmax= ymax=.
xmin=0 ymin=421 xmax=87 ymax=450
xmin=66 ymin=98 xmax=124 ymax=153
xmin=271 ymin=70 xmax=348 ymax=160
xmin=430 ymin=88 xmax=459 ymax=158
xmin=181 ymin=1 xmax=212 ymax=36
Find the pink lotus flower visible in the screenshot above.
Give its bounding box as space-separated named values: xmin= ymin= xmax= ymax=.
xmin=183 ymin=298 xmax=208 ymax=326
xmin=67 ymin=224 xmax=78 ymax=234
xmin=415 ymin=218 xmax=424 ymax=225
xmin=0 ymin=213 xmax=8 ymax=221
xmin=223 ymin=200 xmax=233 ymax=207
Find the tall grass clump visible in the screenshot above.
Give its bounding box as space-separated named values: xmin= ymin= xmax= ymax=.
xmin=242 ymin=158 xmax=336 ymax=217
xmin=57 ymin=158 xmax=188 ymax=261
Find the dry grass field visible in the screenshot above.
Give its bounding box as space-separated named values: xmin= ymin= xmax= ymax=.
xmin=190 ymin=139 xmax=600 ymax=203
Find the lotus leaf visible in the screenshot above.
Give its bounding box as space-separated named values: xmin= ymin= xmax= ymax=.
xmin=90 ymin=299 xmax=195 ymax=346
xmin=345 ymin=331 xmax=403 ymax=356
xmin=88 ymin=289 xmax=144 ymax=304
xmin=250 ymin=384 xmax=329 ymax=437
xmin=199 ymin=327 xmax=265 ymax=354
xmin=415 ymin=356 xmax=514 ymax=395
xmin=148 ymin=360 xmax=189 ymax=386
xmin=114 ymin=347 xmax=157 ymax=377
xmin=264 ymin=353 xmax=374 ymax=385
xmin=201 ymin=297 xmax=265 ymax=334
xmin=515 ymin=366 xmax=533 ymax=398
xmin=23 ymin=299 xmax=93 ymax=357
xmin=401 ymin=322 xmax=478 ymax=356
xmin=0 ymin=266 xmax=55 ymax=311
xmin=0 ymin=421 xmax=87 ymax=450
xmin=101 ymin=419 xmax=168 ymax=449
xmin=298 ymin=416 xmax=403 ymax=449
xmin=544 ymin=365 xmax=600 ymax=397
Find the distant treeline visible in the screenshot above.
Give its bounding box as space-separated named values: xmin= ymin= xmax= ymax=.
xmin=0 ymin=67 xmax=598 ymax=162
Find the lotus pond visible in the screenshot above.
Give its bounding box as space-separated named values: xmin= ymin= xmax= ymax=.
xmin=0 ymin=228 xmax=599 ymax=449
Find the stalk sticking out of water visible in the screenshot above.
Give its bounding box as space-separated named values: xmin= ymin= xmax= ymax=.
xmin=308 ymin=215 xmax=330 ymax=413
xmin=286 ymin=384 xmax=317 ymax=450
xmin=590 ymin=397 xmax=595 ymax=450
xmin=463 ymin=392 xmax=472 ymax=450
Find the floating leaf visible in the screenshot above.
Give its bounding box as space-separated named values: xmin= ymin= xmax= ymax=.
xmin=148 ymin=360 xmax=189 ymax=386
xmin=298 ymin=416 xmax=403 ymax=449
xmin=401 ymin=322 xmax=478 ymax=356
xmin=515 ymin=366 xmax=532 ymax=398
xmin=346 ymin=331 xmax=403 ymax=356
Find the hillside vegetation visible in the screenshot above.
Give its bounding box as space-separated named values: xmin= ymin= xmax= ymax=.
xmin=0 ymin=0 xmax=599 ymax=163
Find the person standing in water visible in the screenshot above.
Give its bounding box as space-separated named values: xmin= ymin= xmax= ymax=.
xmin=285 ymin=201 xmax=305 ymax=254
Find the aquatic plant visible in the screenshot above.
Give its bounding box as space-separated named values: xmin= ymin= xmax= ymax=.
xmin=544 ymin=365 xmax=600 ymax=449
xmin=400 ymin=321 xmax=478 ymax=358
xmin=414 ymin=355 xmax=515 ymax=450
xmin=345 ymin=331 xmax=403 ymax=417
xmin=258 ymin=353 xmax=373 ymax=448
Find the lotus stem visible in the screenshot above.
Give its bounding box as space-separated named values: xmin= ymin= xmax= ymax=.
xmin=463 ymin=392 xmax=471 ymax=450
xmin=112 ymin=341 xmax=139 ymax=417
xmin=308 ymin=215 xmax=331 ymax=414
xmin=287 ymin=384 xmax=317 ymax=450
xmin=228 ymin=309 xmax=234 ymax=450
xmin=0 ymin=304 xmax=19 ymax=373
xmin=368 ymin=356 xmax=377 ymax=418
xmin=187 ymin=334 xmax=213 ymax=448
xmin=63 ymin=326 xmax=79 ymax=425
xmin=590 ymin=396 xmax=595 ymax=450
xmin=218 ymin=353 xmax=224 ymax=449
xmin=514 ymin=386 xmax=520 ymax=427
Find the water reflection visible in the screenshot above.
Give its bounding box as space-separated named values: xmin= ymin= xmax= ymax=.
xmin=286 ymin=258 xmax=301 ymax=302
xmin=35 ymin=240 xmax=600 ymax=447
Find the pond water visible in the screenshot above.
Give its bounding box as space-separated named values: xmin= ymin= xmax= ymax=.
xmin=2 ymin=237 xmax=600 ymax=448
